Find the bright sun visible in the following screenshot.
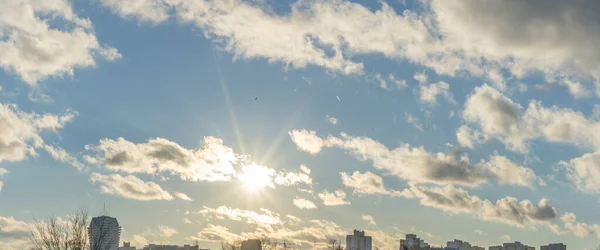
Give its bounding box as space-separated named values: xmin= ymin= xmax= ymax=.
xmin=238 ymin=164 xmax=274 ymax=191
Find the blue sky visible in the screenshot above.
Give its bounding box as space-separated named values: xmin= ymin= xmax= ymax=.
xmin=1 ymin=0 xmax=600 ymax=249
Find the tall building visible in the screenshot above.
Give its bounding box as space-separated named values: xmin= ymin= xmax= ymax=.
xmin=119 ymin=242 xmax=137 ymax=250
xmin=488 ymin=241 xmax=535 ymax=250
xmin=541 ymin=243 xmax=566 ymax=250
xmin=241 ymin=239 xmax=262 ymax=250
xmin=89 ymin=215 xmax=121 ymax=250
xmin=142 ymin=244 xmax=202 ymax=250
xmin=446 ymin=239 xmax=484 ymax=250
xmin=346 ymin=229 xmax=372 ymax=250
xmin=400 ymin=234 xmax=430 ymax=249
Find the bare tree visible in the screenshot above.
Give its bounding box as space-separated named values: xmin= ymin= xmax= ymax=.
xmin=259 ymin=236 xmax=274 ymax=250
xmin=30 ymin=207 xmax=89 ymax=250
xmin=328 ymin=239 xmax=343 ymax=250
xmin=221 ymin=240 xmax=242 ymax=250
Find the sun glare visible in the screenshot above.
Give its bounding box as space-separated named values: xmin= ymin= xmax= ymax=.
xmin=238 ymin=164 xmax=274 ymax=191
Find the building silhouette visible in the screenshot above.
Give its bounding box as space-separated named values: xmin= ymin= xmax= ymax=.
xmin=142 ymin=244 xmax=202 ymax=250
xmin=89 ymin=215 xmax=121 ymax=250
xmin=541 ymin=243 xmax=566 ymax=250
xmin=119 ymin=242 xmax=136 ymax=250
xmin=347 ymin=230 xmax=372 ymax=250
xmin=241 ymin=239 xmax=262 ymax=250
xmin=488 ymin=241 xmax=535 ymax=250
xmin=400 ymin=234 xmax=430 ymax=249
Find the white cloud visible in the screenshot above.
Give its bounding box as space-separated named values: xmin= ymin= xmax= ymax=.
xmin=194 ymin=206 xmax=281 ymax=226
xmin=461 ymin=84 xmax=600 ymax=153
xmin=292 ymin=130 xmax=542 ymax=188
xmin=0 ymin=168 xmax=6 ymax=192
xmin=190 ymin=218 xmax=346 ymax=247
xmin=561 ymin=79 xmax=591 ymax=99
xmin=0 ymin=0 xmax=119 ymax=84
xmin=130 ymin=234 xmax=149 ymax=247
xmin=500 ymin=235 xmax=511 ymax=242
xmin=318 ymin=190 xmax=350 ymax=206
xmin=43 ymin=145 xmax=86 ymax=171
xmin=184 ymin=218 xmax=192 ymax=224
xmin=293 ymin=198 xmax=317 ymax=210
xmin=562 ymin=151 xmax=600 ymax=193
xmin=419 ymin=81 xmax=455 ymax=104
xmin=0 ymin=216 xmax=31 ymax=249
xmin=482 ymin=155 xmax=541 ymax=188
xmin=561 ymin=212 xmax=577 ymax=223
xmin=274 ymin=165 xmax=312 ymax=186
xmin=565 ymin=222 xmax=593 ymax=238
xmin=326 ymin=114 xmax=338 ymax=125
xmin=159 ymin=225 xmax=177 ymax=238
xmin=405 ymin=113 xmax=424 ymax=132
xmin=100 ymin=0 xmax=170 ymax=23
xmin=413 ymin=72 xmax=427 ymax=84
xmin=0 ymin=103 xmax=75 ymax=163
xmin=374 ymin=73 xmax=389 ymax=90
xmin=84 ymin=136 xmax=238 ymax=182
xmin=361 ymin=215 xmax=376 ymax=226
xmin=402 ymin=184 xmax=558 ymax=228
xmin=473 ymin=229 xmax=485 ymax=235
xmin=173 ymin=192 xmax=193 ymax=201
xmin=89 ymin=173 xmax=174 ymax=200
xmin=388 ymin=74 xmax=407 ymax=88
xmin=341 ymin=171 xmax=408 ymax=197
xmin=288 ymin=130 xmax=325 ymax=155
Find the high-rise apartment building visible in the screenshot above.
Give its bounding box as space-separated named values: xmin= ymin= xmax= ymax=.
xmin=89 ymin=215 xmax=121 ymax=250
xmin=346 ymin=230 xmax=372 ymax=250
xmin=488 ymin=241 xmax=535 ymax=250
xmin=541 ymin=243 xmax=566 ymax=250
xmin=241 ymin=239 xmax=262 ymax=250
xmin=446 ymin=239 xmax=484 ymax=250
xmin=142 ymin=244 xmax=202 ymax=250
xmin=400 ymin=234 xmax=430 ymax=249
xmin=119 ymin=242 xmax=136 ymax=250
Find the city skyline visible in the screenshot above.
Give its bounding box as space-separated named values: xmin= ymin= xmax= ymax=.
xmin=1 ymin=0 xmax=600 ymax=249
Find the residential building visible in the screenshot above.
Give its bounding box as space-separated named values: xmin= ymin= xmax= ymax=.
xmin=89 ymin=215 xmax=121 ymax=250
xmin=541 ymin=243 xmax=566 ymax=250
xmin=446 ymin=239 xmax=484 ymax=250
xmin=119 ymin=242 xmax=136 ymax=250
xmin=347 ymin=229 xmax=372 ymax=250
xmin=241 ymin=239 xmax=262 ymax=250
xmin=488 ymin=241 xmax=535 ymax=250
xmin=142 ymin=244 xmax=202 ymax=250
xmin=400 ymin=234 xmax=430 ymax=249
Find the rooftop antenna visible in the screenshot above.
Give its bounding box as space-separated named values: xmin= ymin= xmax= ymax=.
xmin=103 ymin=202 xmax=109 ymax=216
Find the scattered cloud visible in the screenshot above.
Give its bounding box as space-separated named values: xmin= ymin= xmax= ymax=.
xmin=291 ymin=130 xmax=542 ymax=188
xmin=341 ymin=171 xmax=408 ymax=197
xmin=561 ymin=212 xmax=577 ymax=223
xmin=89 ymin=173 xmax=174 ymax=200
xmin=402 ymin=184 xmax=558 ymax=228
xmin=419 ymin=81 xmax=455 ymax=105
xmin=173 ymin=192 xmax=193 ymax=201
xmin=293 ymin=198 xmax=317 ymax=210
xmin=473 ymin=229 xmax=485 ymax=235
xmin=184 ymin=218 xmax=192 ymax=224
xmin=0 ymin=0 xmax=119 ymax=84
xmin=84 ymin=136 xmax=238 ymax=182
xmin=274 ymin=165 xmax=312 ymax=186
xmin=194 ymin=206 xmax=282 ymax=226
xmin=0 ymin=103 xmax=76 ymax=164
xmin=318 ymin=190 xmax=350 ymax=206
xmin=159 ymin=225 xmax=177 ymax=238
xmin=388 ymin=74 xmax=407 ymax=88
xmin=413 ymin=72 xmax=427 ymax=84
xmin=461 ymin=84 xmax=600 ymax=153
xmin=362 ymin=215 xmax=376 ymax=226
xmin=405 ymin=113 xmax=424 ymax=132
xmin=43 ymin=145 xmax=86 ymax=171
xmin=326 ymin=114 xmax=338 ymax=125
